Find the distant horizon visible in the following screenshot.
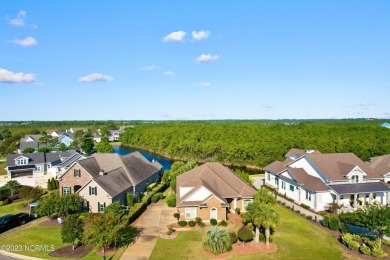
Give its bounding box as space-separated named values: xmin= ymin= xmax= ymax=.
xmin=1 ymin=1 xmax=389 ymax=120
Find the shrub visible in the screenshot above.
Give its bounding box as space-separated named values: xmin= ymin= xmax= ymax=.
xmin=329 ymin=216 xmax=340 ymax=231
xmin=178 ymin=220 xmax=187 ymax=227
xmin=126 ymin=193 xmax=133 ymax=207
xmin=322 ymin=215 xmax=330 ymax=228
xmin=341 ymin=233 xmax=360 ymax=251
xmin=195 ymin=217 xmax=202 ymax=224
xmin=301 ymin=213 xmax=306 ymax=218
xmin=359 ymin=245 xmax=371 ymax=256
xmin=166 ymin=226 xmax=173 ymax=235
xmin=229 ymin=232 xmax=238 ymax=244
xmin=210 ymin=218 xmax=218 ymax=226
xmin=286 ymin=206 xmax=291 ymax=209
xmin=0 ymin=201 xmax=4 ymax=206
xmin=173 ymin=212 xmax=180 ymax=221
xmin=300 ymin=203 xmax=310 ymax=210
xmin=237 ymin=225 xmax=254 ymax=243
xmin=18 ymin=186 xmax=44 ymax=201
xmin=203 ymin=227 xmax=232 ymax=255
xmin=146 ymin=183 xmax=157 ymax=192
xmin=165 ymin=194 xmax=176 ymax=207
xmin=218 ymin=220 xmax=228 ymax=227
xmin=306 ymin=215 xmax=313 ymax=220
xmin=234 ymin=208 xmax=240 ymax=215
xmin=371 ymin=246 xmax=387 ymax=258
xmin=1 ymin=198 xmax=11 ymax=205
xmin=277 ymin=200 xmax=281 ymax=204
xmin=199 ymin=222 xmax=206 ymax=228
xmin=188 ymin=220 xmax=196 ymax=227
xmin=281 ymin=202 xmax=286 ymax=206
xmin=151 ymin=193 xmax=160 ymax=203
xmin=340 ymin=224 xmax=348 ymax=234
xmin=259 ymin=232 xmax=273 ymax=243
xmin=295 ymin=210 xmax=300 ymax=214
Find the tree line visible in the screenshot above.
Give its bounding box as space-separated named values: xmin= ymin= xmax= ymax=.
xmin=120 ymin=120 xmax=390 ymax=168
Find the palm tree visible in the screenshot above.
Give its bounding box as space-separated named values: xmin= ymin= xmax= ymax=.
xmin=254 ymin=188 xmax=276 ymax=205
xmin=202 ymin=227 xmax=232 ymax=255
xmin=243 ymin=201 xmax=279 ymax=247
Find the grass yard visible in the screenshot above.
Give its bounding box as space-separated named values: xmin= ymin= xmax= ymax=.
xmin=0 ymin=200 xmax=29 ymax=215
xmin=150 ymin=205 xmax=350 ymax=260
xmin=0 ymin=161 xmax=6 ymax=175
xmin=1 ymin=221 xmax=127 ymax=260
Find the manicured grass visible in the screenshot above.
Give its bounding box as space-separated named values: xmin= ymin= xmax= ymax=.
xmin=1 ymin=221 xmax=128 ymax=260
xmin=110 ymin=142 xmax=122 ymax=145
xmin=150 ymin=230 xmax=208 ymax=260
xmin=0 ymin=200 xmax=29 ymax=215
xmin=0 ymin=161 xmax=7 ymax=175
xmin=151 ymin=205 xmax=350 ymax=260
xmin=249 ymin=173 xmax=265 ymax=178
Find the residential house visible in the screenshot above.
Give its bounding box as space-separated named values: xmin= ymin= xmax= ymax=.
xmin=176 ymin=162 xmax=256 ymax=222
xmin=18 ymin=134 xmax=43 ymax=153
xmin=59 ymin=152 xmax=163 ymax=213
xmin=369 ymin=155 xmax=390 ymax=183
xmin=108 ymin=127 xmax=125 ymax=142
xmin=264 ymin=149 xmax=390 ymax=212
xmin=5 ymin=150 xmax=84 ymax=180
xmin=381 ymin=122 xmax=390 ymax=129
xmin=56 ymin=132 xmax=74 ymax=148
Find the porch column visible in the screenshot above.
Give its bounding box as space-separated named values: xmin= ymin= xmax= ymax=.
xmin=233 ymin=198 xmax=237 ymax=212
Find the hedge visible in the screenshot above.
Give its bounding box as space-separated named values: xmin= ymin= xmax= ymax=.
xmin=125 ymin=182 xmax=167 ymax=225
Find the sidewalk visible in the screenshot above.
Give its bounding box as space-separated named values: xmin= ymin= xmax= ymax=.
xmin=277 ymin=196 xmax=323 ymax=222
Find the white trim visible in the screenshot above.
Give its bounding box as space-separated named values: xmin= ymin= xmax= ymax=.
xmin=210 ymin=207 xmax=217 ymax=219
xmin=185 ymin=208 xmax=196 ymax=219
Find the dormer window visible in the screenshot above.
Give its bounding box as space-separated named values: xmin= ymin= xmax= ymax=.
xmin=352 ymin=175 xmax=359 ymax=183
xmin=16 ymin=158 xmax=28 ymax=166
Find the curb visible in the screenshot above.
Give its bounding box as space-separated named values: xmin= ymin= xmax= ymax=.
xmin=0 ymin=250 xmax=45 ymax=260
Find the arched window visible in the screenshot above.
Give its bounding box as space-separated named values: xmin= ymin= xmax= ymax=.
xmin=210 ymin=207 xmax=217 ymax=220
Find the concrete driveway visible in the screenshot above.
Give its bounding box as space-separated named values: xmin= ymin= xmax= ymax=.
xmin=120 ymin=201 xmax=177 ymax=260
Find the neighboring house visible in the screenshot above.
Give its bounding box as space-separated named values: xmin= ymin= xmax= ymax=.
xmin=369 ymin=155 xmax=390 ymax=183
xmin=59 ymin=152 xmax=163 ymax=213
xmin=5 ymin=150 xmax=84 ymax=180
xmin=69 ymin=128 xmax=86 ymax=133
xmin=18 ymin=134 xmax=43 ymax=153
xmin=264 ymin=148 xmax=390 ymax=212
xmin=93 ymin=133 xmax=101 ymax=143
xmin=50 ymin=130 xmax=67 ymax=138
xmin=381 ymin=122 xmax=390 ymax=129
xmin=56 ymin=132 xmax=74 ymax=148
xmin=108 ymin=127 xmax=125 ymax=142
xmin=176 ymin=162 xmax=256 ymax=222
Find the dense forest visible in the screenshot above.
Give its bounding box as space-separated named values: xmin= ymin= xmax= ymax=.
xmin=120 ymin=120 xmax=390 ymax=168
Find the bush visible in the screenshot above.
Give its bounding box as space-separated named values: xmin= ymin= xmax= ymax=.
xmin=286 ymin=206 xmax=291 ymax=209
xmin=151 ymin=193 xmax=160 ymax=203
xmin=210 ymin=219 xmax=218 ymax=226
xmin=218 ymin=220 xmax=228 ymax=227
xmin=173 ymin=212 xmax=180 ymax=221
xmin=295 ymin=210 xmax=300 ymax=214
xmin=300 ymin=203 xmax=310 ymax=210
xmin=277 ymin=200 xmax=281 ymax=204
xmin=340 ymin=224 xmax=348 ymax=234
xmin=306 ymin=215 xmax=313 ymax=220
xmin=178 ymin=220 xmax=187 ymax=227
xmin=165 ymin=194 xmax=176 ymax=207
xmin=371 ymin=246 xmax=387 ymax=258
xmin=237 ymin=225 xmax=254 ymax=243
xmin=322 ymin=215 xmax=330 ymax=228
xmin=301 ymin=213 xmax=306 ymax=218
xmin=259 ymin=232 xmax=273 ymax=243
xmin=329 ymin=216 xmax=340 ymax=231
xmin=146 ymin=183 xmax=157 ymax=192
xmin=229 ymin=232 xmax=238 ymax=244
xmin=199 ymin=222 xmax=206 ymax=228
xmin=18 ymin=186 xmax=44 ymax=201
xmin=360 ymin=245 xmax=371 ymax=256
xmin=234 ymin=208 xmax=240 ymax=215
xmin=341 ymin=233 xmax=360 ymax=251
xmin=195 ymin=217 xmax=202 ymax=224
xmin=188 ymin=220 xmax=196 ymax=227
xmin=281 ymin=202 xmax=286 ymax=206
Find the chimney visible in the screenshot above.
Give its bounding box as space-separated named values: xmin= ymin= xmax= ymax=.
xmin=306 ymin=148 xmax=314 ymax=154
xmin=99 ymin=170 xmax=105 ymax=176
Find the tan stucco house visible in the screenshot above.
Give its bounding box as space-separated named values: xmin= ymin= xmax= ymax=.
xmin=176 ymin=162 xmax=255 ymax=222
xmin=59 ymin=152 xmax=163 ymax=212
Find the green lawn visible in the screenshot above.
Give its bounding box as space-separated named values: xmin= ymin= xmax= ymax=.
xmin=1 ymin=221 xmax=128 ymax=260
xmin=151 ymin=205 xmax=351 ymax=260
xmin=110 ymin=142 xmax=122 ymax=145
xmin=0 ymin=200 xmax=29 ymax=215
xmin=0 ymin=161 xmax=6 ymax=175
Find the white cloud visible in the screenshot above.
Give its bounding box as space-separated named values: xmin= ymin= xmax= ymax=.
xmin=192 ymin=30 xmax=211 ymax=41
xmin=11 ymin=37 xmax=37 ymax=47
xmin=140 ymin=65 xmax=161 ymax=71
xmin=8 ymin=11 xmax=26 ymax=26
xmin=195 ymin=54 xmax=220 ymax=64
xmin=164 ymin=71 xmax=175 ymax=76
xmin=0 ymin=68 xmax=35 ymax=83
xmin=78 ymin=73 xmax=114 ymax=83
xmin=199 ymin=82 xmax=212 ymax=88
xmin=162 ymin=31 xmax=186 ymax=42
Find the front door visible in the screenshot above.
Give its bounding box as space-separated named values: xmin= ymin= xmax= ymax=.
xmin=210 ymin=208 xmax=217 ymax=220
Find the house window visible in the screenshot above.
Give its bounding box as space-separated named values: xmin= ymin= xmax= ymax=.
xmin=267 ymin=174 xmax=270 ymax=182
xmin=306 ymin=191 xmax=311 ymax=201
xmin=185 ymin=208 xmax=196 ymax=218
xmin=373 ymin=193 xmax=376 ymax=199
xmin=366 ymin=194 xmax=369 ymax=198
xmin=74 ymin=169 xmax=81 ymax=177
xmin=281 ymin=181 xmax=285 ymax=189
xmin=63 ymin=187 xmax=70 ymax=195
xmin=16 ymin=158 xmax=28 ymax=165
xmin=36 ymin=165 xmax=42 ymax=172
xmin=289 ymin=185 xmax=295 ymax=192
xmin=98 ymin=202 xmax=105 ymax=213
xmin=89 ymin=186 xmax=97 ymax=196
xmin=340 ymin=195 xmax=344 ymax=200
xmin=242 ymin=199 xmax=253 ymax=212
xmin=275 ymin=177 xmax=278 ymax=185
xmin=47 ymin=164 xmax=52 ymax=169
xmin=352 ymin=175 xmax=359 ymax=183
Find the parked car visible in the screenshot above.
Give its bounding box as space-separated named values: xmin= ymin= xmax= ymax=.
xmin=0 ymin=213 xmax=30 ymax=233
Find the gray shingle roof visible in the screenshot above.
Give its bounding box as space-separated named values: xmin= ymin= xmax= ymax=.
xmin=329 ymin=182 xmax=390 ymax=195
xmin=7 ymin=150 xmax=82 ymax=168
xmin=285 ymin=167 xmax=329 ymax=192
xmin=93 ymin=168 xmax=133 ymax=197
xmin=19 ymin=141 xmax=38 ymax=151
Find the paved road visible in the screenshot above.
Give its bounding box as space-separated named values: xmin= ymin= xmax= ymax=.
xmin=252 ymin=176 xmax=264 ymax=189
xmin=120 ymin=201 xmax=177 ymax=260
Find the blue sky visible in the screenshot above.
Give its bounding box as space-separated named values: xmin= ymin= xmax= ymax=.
xmin=0 ymin=1 xmax=389 ymax=120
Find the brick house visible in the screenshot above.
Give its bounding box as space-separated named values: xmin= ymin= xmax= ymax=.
xmin=59 ymin=152 xmax=163 ymax=212
xmin=176 ymin=162 xmax=255 ymax=222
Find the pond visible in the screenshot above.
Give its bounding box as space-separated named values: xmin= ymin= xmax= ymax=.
xmin=113 ymin=145 xmax=173 ymax=171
